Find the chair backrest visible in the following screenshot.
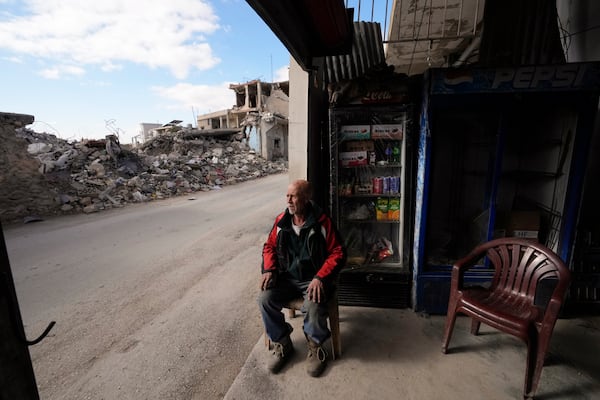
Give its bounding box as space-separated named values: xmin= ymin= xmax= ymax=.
xmin=478 ymin=238 xmax=571 ymax=311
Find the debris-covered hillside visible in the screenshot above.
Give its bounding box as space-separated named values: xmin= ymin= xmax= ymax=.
xmin=0 ymin=119 xmax=287 ymax=224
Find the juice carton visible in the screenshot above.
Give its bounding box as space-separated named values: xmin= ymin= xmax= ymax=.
xmin=376 ymin=197 xmax=389 ymax=221
xmin=388 ymin=198 xmax=400 ymax=221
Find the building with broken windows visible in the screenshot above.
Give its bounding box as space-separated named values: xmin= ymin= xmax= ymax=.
xmin=133 ymin=80 xmax=289 ymax=162
xmin=197 ymin=80 xmax=289 ymax=161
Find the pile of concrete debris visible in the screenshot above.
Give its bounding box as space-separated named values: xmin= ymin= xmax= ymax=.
xmin=0 ymin=115 xmax=287 ymax=224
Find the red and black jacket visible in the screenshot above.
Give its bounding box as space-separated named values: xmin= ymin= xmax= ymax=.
xmin=262 ymin=202 xmax=345 ymax=283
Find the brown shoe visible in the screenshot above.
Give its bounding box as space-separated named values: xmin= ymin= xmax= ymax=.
xmin=268 ymin=335 xmax=294 ymax=374
xmin=305 ymin=334 xmax=327 ymax=377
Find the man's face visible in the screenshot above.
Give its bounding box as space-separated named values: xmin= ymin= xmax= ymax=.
xmin=286 ymin=184 xmax=306 ymax=215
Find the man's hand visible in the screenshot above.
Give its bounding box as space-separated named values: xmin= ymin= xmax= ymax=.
xmin=306 ymin=278 xmax=324 ymax=303
xmin=260 ymin=272 xmax=274 ymax=290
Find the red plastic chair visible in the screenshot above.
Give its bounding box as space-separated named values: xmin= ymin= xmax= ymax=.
xmin=441 ymin=238 xmax=571 ymax=399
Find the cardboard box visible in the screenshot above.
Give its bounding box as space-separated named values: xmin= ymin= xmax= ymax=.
xmin=371 ymin=124 xmax=403 ymax=139
xmin=340 ymin=151 xmax=368 ymax=167
xmin=340 ymin=125 xmax=371 ymax=140
xmin=472 ymin=210 xmax=540 ymax=242
xmin=511 ymin=230 xmax=539 ymax=239
xmin=504 ymin=211 xmax=540 ymax=240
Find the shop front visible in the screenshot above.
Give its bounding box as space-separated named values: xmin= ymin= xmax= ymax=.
xmin=412 ymin=62 xmax=600 ymax=313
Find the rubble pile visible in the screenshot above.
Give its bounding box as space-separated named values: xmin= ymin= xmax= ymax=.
xmin=1 ymin=114 xmax=58 ymax=222
xmin=1 ymin=122 xmax=287 ymax=223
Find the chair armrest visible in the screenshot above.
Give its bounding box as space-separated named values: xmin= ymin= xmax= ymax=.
xmin=538 ymin=297 xmax=563 ymax=335
xmin=540 ymin=278 xmax=570 ymax=321
xmin=450 ymin=247 xmax=488 ymax=291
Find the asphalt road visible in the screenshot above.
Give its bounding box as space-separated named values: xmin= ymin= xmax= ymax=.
xmin=4 ymin=173 xmax=289 ymax=400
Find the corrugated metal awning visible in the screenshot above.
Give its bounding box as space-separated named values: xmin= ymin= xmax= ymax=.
xmin=324 ymin=21 xmax=386 ymax=85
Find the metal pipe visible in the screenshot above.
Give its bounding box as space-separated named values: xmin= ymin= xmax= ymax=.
xmin=452 ymin=35 xmax=481 ymax=66
xmin=384 ymin=0 xmax=389 ymax=40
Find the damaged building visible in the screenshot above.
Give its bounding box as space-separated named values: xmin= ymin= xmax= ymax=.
xmin=197 ymin=79 xmax=289 ymax=162
xmin=133 ymin=80 xmax=289 ymax=163
xmin=0 ymin=111 xmax=287 ymax=224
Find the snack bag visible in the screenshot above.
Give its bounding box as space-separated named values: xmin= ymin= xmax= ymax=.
xmin=373 ymin=237 xmax=394 ymax=262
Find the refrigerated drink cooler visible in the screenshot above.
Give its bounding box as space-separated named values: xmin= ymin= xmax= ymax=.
xmin=329 ymin=104 xmax=414 ymax=308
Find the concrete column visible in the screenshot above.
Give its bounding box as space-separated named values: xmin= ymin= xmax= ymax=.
xmin=288 ymin=56 xmax=309 ymax=181
xmin=257 ymin=81 xmax=262 ymax=109
xmin=244 ymin=85 xmax=250 ymax=109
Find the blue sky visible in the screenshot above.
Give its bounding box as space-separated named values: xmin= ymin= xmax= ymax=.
xmin=0 ymin=0 xmax=291 ymax=144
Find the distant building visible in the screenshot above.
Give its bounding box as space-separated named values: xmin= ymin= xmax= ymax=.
xmin=132 ymin=123 xmax=162 ymax=146
xmin=196 ymin=80 xmax=289 ymax=161
xmin=132 ymin=121 xmax=183 ymax=146
xmin=197 ymin=110 xmax=241 ymax=130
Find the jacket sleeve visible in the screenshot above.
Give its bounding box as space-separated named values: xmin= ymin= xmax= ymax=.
xmin=261 ymin=214 xmax=282 ymax=273
xmin=315 ymin=215 xmax=346 ymax=281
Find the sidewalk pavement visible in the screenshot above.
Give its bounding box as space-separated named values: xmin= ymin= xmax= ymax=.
xmin=224 ymin=306 xmax=600 ymax=400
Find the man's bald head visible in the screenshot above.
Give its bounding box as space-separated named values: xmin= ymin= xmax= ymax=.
xmin=286 ymin=179 xmax=312 ymax=216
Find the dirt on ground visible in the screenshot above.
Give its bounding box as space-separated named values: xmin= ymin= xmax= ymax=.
xmin=6 ymin=173 xmax=290 ymax=399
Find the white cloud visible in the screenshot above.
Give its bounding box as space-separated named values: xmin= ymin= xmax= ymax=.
xmin=0 ymin=0 xmax=221 ymax=79
xmin=100 ymin=62 xmax=122 ymax=72
xmin=38 ymin=64 xmax=85 ymax=79
xmin=152 ymin=82 xmax=235 ymax=115
xmin=273 ymin=65 xmax=289 ymax=82
xmin=38 ymin=68 xmax=60 ymax=79
xmin=3 ymin=55 xmax=23 ymax=63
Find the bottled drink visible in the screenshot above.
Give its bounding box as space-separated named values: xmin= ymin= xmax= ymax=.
xmin=392 ymin=142 xmax=400 ymax=163
xmin=385 ymin=144 xmax=392 ymax=162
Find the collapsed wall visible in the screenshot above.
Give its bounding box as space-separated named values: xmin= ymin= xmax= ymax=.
xmin=0 ymin=112 xmax=287 ymax=224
